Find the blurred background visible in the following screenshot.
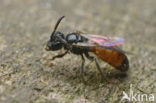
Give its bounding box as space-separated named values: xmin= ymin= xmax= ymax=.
xmin=0 ymin=0 xmax=156 ymax=103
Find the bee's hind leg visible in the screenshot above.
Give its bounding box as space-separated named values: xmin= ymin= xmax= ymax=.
xmin=80 ymin=54 xmax=86 ymax=84
xmin=84 ymin=52 xmax=104 ymax=81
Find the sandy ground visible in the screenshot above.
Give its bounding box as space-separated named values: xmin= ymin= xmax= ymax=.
xmin=0 ymin=0 xmax=156 ymax=103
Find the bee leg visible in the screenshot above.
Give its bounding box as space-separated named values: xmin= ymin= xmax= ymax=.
xmin=51 ymin=50 xmax=68 ymax=60
xmin=94 ymin=59 xmax=104 ymax=82
xmin=81 ymin=54 xmax=86 ymax=84
xmin=84 ymin=52 xmax=104 ymax=82
xmin=85 ymin=60 xmax=94 ymax=70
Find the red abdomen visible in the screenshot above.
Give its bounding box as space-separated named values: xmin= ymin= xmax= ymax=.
xmin=92 ymin=48 xmax=129 ymax=72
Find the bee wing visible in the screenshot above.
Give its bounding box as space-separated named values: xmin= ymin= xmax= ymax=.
xmin=81 ymin=34 xmax=124 ymax=47
xmin=72 ymin=34 xmax=127 ymax=53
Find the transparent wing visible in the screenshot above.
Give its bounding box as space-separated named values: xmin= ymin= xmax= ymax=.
xmin=71 ymin=33 xmax=128 ymax=54
xmin=81 ymin=34 xmax=124 ymax=47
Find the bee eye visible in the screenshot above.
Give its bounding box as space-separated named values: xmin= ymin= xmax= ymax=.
xmin=55 ymin=32 xmax=64 ymax=38
xmin=46 ymin=40 xmax=62 ymax=51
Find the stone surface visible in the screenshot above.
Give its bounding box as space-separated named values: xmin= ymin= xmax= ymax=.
xmin=0 ymin=0 xmax=156 ymax=103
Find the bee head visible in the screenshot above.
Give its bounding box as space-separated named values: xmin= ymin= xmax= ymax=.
xmin=45 ymin=16 xmax=65 ymax=51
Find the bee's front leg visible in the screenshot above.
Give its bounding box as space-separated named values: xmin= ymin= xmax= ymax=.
xmin=51 ymin=50 xmax=68 ymax=60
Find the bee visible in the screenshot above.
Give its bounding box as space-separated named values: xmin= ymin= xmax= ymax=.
xmin=45 ymin=16 xmax=129 ymax=81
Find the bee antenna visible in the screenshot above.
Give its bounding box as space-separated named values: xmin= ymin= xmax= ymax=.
xmin=51 ymin=16 xmax=65 ymax=38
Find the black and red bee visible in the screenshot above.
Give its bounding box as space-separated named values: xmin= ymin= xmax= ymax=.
xmin=45 ymin=16 xmax=129 ymax=80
